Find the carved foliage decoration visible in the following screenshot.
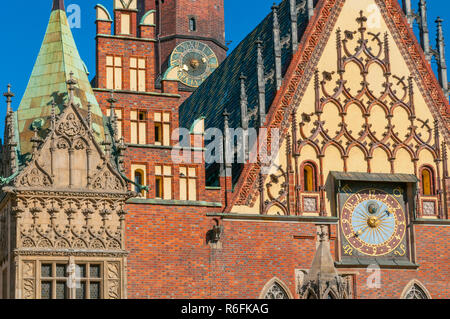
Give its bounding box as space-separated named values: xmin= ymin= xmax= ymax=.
xmin=91 ymin=164 xmax=125 ymax=192
xmin=22 ymin=261 xmax=35 ymax=299
xmin=107 ymin=262 xmax=121 ymax=299
xmin=17 ymin=161 xmax=53 ymax=188
xmin=17 ymin=194 xmax=126 ymax=252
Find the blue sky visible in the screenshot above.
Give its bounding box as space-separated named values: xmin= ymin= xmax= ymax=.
xmin=0 ymin=0 xmax=448 ymax=136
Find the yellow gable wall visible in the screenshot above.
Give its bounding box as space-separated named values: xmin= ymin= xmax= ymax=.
xmin=231 ymin=0 xmax=448 ymax=216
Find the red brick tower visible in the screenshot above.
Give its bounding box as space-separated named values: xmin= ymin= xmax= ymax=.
xmin=93 ymin=0 xmax=227 ymax=298
xmin=152 ymin=0 xmax=227 ymax=70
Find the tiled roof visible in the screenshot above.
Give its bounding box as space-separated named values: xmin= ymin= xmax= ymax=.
xmin=179 ymin=0 xmax=311 ymax=184
xmin=15 ymin=7 xmax=105 ymax=158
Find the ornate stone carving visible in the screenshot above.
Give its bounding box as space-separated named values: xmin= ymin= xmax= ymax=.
xmin=264 ymin=282 xmax=289 ymax=299
xmin=91 ymin=165 xmax=125 ymax=192
xmin=107 ymin=262 xmax=121 ymax=299
xmin=16 ymin=194 xmax=125 ymax=252
xmin=22 ymin=261 xmax=35 ymax=299
xmin=17 ymin=160 xmax=52 ymax=188
xmin=299 ymin=226 xmax=351 ymax=299
xmin=56 ymin=113 xmax=86 ymax=138
xmin=23 ymin=279 xmax=35 ymax=299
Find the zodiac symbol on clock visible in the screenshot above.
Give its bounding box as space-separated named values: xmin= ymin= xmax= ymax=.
xmin=394 ymin=244 xmax=406 ymax=256
xmin=343 ymin=244 xmax=353 ymax=255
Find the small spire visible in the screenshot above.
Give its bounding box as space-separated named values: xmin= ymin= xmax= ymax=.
xmin=51 ymin=101 xmax=57 ymax=130
xmin=31 ymin=126 xmax=43 ymax=154
xmin=256 ymin=39 xmax=266 ymax=127
xmin=307 ymin=0 xmax=314 ymax=20
xmin=67 ymin=71 xmax=78 ymax=102
xmin=222 ymin=109 xmax=232 ymax=176
xmin=107 ymin=91 xmax=119 ymax=142
xmin=436 ymin=17 xmax=449 ymax=96
xmin=240 ymin=73 xmax=249 ymax=130
xmin=52 ymin=0 xmax=65 ymax=12
xmin=3 ymin=84 xmax=14 ymax=113
xmin=419 ymin=0 xmax=431 ymax=61
xmin=289 ymin=0 xmax=298 ymax=52
xmin=272 ymin=4 xmax=282 ymax=90
xmin=402 ymin=0 xmax=414 ymax=26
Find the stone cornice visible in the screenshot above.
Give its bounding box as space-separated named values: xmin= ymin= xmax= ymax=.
xmin=206 ymin=213 xmax=339 ymax=224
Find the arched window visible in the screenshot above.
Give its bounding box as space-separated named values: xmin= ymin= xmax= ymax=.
xmin=263 ymin=282 xmax=289 ymax=299
xmin=401 ymin=280 xmax=431 ymax=299
xmin=405 ymin=284 xmax=429 ymax=299
xmin=189 ymin=17 xmax=197 ymax=32
xmin=301 ymin=162 xmax=318 ymax=192
xmin=420 ymin=166 xmax=435 ymax=196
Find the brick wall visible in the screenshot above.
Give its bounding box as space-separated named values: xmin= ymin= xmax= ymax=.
xmin=125 ymin=210 xmax=450 ymax=298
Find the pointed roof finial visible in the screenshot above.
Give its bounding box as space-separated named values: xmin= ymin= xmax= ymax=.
xmin=52 ymin=0 xmax=65 ymax=12
xmin=3 ymin=84 xmax=14 ymax=113
xmin=67 ymin=71 xmax=77 ymax=102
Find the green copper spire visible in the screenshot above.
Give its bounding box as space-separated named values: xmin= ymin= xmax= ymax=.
xmin=16 ymin=3 xmax=105 ymax=156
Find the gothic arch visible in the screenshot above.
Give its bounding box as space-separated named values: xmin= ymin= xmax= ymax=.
xmin=259 ymin=277 xmax=293 ymax=299
xmin=400 ymin=279 xmax=432 ymax=299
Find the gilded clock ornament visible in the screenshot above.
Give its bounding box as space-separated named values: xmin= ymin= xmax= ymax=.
xmin=340 ymin=188 xmax=407 ymax=257
xmin=169 ymin=40 xmax=219 ymax=88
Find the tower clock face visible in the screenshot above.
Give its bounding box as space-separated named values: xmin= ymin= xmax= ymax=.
xmin=169 ymin=40 xmax=219 ymax=88
xmin=339 ymin=185 xmax=408 ymax=258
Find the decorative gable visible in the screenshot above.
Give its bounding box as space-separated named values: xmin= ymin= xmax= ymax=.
xmin=15 ymin=97 xmax=127 ymax=193
xmin=229 ymin=0 xmax=449 ymax=218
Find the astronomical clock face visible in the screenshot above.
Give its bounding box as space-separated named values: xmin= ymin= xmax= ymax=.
xmin=169 ymin=40 xmax=219 ymax=88
xmin=339 ymin=183 xmax=409 ymax=261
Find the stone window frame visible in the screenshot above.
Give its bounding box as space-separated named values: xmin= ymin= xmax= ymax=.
xmin=300 ymin=161 xmax=319 ymax=192
xmin=400 ymin=279 xmax=432 ymax=299
xmin=419 ymin=165 xmax=436 ymax=196
xmin=259 ymin=277 xmax=293 ymax=299
xmin=38 ymin=260 xmax=104 ymax=300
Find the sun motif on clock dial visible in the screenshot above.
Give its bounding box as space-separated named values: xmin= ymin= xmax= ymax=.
xmin=340 ymin=188 xmax=407 ymax=257
xmin=169 ymin=40 xmax=219 ymax=88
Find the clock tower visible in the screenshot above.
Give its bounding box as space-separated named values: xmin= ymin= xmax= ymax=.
xmin=141 ymin=0 xmax=227 ymax=88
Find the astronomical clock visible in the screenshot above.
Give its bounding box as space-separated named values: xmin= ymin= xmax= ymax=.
xmin=169 ymin=40 xmax=219 ymax=88
xmin=338 ymin=182 xmax=411 ymax=265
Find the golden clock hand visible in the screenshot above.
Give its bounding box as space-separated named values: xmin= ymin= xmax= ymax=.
xmin=379 ymin=210 xmax=391 ymax=220
xmin=355 ymin=226 xmax=369 ymax=237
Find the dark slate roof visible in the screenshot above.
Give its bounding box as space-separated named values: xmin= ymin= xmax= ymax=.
xmin=179 ymin=0 xmax=311 ymax=185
